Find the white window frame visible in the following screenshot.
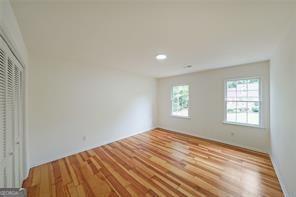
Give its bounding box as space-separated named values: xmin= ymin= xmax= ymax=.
xmin=171 ymin=84 xmax=190 ymax=119
xmin=223 ymin=77 xmax=263 ymax=128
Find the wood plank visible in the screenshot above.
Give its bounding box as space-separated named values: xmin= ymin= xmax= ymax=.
xmin=23 ymin=129 xmax=284 ymax=197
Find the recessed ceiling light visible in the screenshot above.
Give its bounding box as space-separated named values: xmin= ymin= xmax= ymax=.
xmin=184 ymin=65 xmax=192 ymax=69
xmin=156 ymin=54 xmax=167 ymax=60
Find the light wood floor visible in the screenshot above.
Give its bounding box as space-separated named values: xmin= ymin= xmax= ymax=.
xmin=23 ymin=128 xmax=283 ymax=197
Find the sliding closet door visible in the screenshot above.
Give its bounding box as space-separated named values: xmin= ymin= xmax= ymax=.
xmin=0 ymin=36 xmax=25 ymax=188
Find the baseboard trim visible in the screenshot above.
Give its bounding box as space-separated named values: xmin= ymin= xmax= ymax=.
xmin=32 ymin=127 xmax=157 ymax=168
xmin=156 ymin=127 xmax=268 ymax=156
xmin=270 ymin=155 xmax=289 ymax=197
xmin=22 ymin=127 xmax=157 ymax=187
xmin=24 ymin=127 xmax=157 ymax=185
xmin=156 ymin=127 xmax=290 ymax=194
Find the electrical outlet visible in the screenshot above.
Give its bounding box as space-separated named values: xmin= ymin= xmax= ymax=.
xmin=82 ymin=136 xmax=86 ymax=141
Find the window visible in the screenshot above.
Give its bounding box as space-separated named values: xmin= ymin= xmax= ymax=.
xmin=225 ymin=78 xmax=261 ymax=127
xmin=171 ymin=85 xmax=189 ymax=117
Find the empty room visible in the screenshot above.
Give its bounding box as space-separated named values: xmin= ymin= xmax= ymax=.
xmin=0 ymin=0 xmax=296 ymax=196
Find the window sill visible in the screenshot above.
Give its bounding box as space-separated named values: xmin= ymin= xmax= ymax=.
xmin=223 ymin=121 xmax=264 ymax=129
xmin=171 ymin=115 xmax=191 ymax=119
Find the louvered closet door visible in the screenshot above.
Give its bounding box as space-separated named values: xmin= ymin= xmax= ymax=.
xmin=13 ymin=61 xmax=23 ymax=187
xmin=0 ymin=45 xmax=6 ymax=187
xmin=0 ymin=36 xmax=25 ymax=188
xmin=6 ymin=57 xmax=15 ymax=187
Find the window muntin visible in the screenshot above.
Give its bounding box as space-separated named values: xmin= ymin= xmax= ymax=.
xmin=171 ymin=85 xmax=189 ymax=117
xmin=225 ymin=79 xmax=261 ymax=126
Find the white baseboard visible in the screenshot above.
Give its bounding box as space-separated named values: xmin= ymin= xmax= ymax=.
xmin=270 ymin=155 xmax=289 ymax=197
xmin=158 ymin=126 xmax=268 ymax=153
xmin=24 ymin=126 xmax=290 ymax=196
xmin=30 ymin=127 xmax=156 ymax=168
xmin=158 ymin=127 xmax=291 ymax=196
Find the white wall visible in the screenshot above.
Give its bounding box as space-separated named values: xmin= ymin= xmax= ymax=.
xmin=158 ymin=61 xmax=270 ymax=152
xmin=270 ymin=22 xmax=296 ymax=196
xmin=28 ymin=60 xmax=157 ymax=166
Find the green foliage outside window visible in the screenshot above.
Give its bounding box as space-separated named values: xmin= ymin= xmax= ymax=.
xmin=227 ymin=79 xmax=259 ymax=89
xmin=226 ymin=78 xmax=260 ymax=125
xmin=227 ymin=79 xmax=260 ymax=113
xmin=172 ymin=85 xmax=189 ymax=113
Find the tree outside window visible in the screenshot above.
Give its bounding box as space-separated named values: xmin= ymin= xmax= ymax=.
xmin=171 ymin=85 xmax=189 ymax=117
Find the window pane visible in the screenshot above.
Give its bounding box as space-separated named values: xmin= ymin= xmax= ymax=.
xmin=237 ymin=80 xmax=247 ymax=91
xmin=237 ymin=91 xmax=247 ymax=101
xmin=227 ymin=102 xmax=236 ymax=122
xmin=237 ymin=102 xmax=247 ymax=123
xmin=172 ymin=108 xmax=188 ymax=117
xmin=248 ymin=102 xmax=260 ymax=125
xmin=248 ymin=79 xmax=259 ymax=90
xmin=226 ymin=90 xmax=236 ymax=101
xmin=248 ymin=90 xmax=259 ymax=101
xmin=172 ymin=85 xmax=189 ymax=117
xmin=227 ymin=81 xmax=237 ymax=91
xmin=172 ymin=101 xmax=179 ymax=113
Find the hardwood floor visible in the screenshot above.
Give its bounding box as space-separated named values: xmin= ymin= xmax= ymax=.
xmin=23 ymin=129 xmax=283 ymax=197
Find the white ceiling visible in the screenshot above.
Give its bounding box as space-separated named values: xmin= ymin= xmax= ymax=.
xmin=12 ymin=1 xmax=296 ymax=78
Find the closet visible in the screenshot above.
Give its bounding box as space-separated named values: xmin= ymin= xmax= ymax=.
xmin=0 ymin=36 xmax=25 ymax=188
